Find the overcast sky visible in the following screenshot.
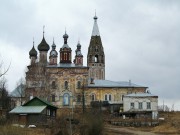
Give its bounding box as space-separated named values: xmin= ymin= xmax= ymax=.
xmin=0 ymin=0 xmax=180 ymax=109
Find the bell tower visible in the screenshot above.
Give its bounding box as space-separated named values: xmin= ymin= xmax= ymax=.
xmin=87 ymin=14 xmax=105 ymax=80
xmin=60 ymin=31 xmax=72 ymax=63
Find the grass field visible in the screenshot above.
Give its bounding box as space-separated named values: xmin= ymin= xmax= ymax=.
xmin=1 ymin=111 xmax=180 ymax=135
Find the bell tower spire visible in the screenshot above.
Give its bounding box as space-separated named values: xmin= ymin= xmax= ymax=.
xmin=87 ymin=14 xmax=105 ymax=80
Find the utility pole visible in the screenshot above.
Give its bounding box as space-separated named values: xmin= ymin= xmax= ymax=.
xmin=82 ymin=84 xmax=85 ymax=114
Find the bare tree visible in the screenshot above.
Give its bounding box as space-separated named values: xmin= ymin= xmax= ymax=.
xmin=0 ymin=58 xmax=11 ymax=78
xmin=0 ymin=77 xmax=11 ymax=110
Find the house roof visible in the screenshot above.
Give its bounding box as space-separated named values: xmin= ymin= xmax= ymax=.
xmin=23 ymin=97 xmax=58 ymax=109
xmin=87 ymin=80 xmax=147 ymax=88
xmin=124 ymin=93 xmax=158 ymax=98
xmin=9 ymin=106 xmax=46 ymax=114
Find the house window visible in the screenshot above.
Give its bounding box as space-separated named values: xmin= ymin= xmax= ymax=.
xmin=121 ymin=95 xmax=124 ymax=101
xmin=52 ymin=81 xmax=56 ymax=89
xmin=109 ymin=95 xmax=111 ymax=101
xmin=139 ymin=102 xmax=143 ymax=109
xmin=105 ymin=94 xmax=108 ymax=101
xmin=130 ymin=102 xmax=134 ymax=109
xmin=64 ymin=81 xmax=68 ymax=89
xmin=104 ymin=94 xmax=112 ymax=101
xmin=147 ymin=102 xmax=151 ymax=109
xmin=91 ymin=94 xmax=96 ymax=101
xmin=52 ymin=94 xmax=55 ymax=102
xmin=77 ymin=81 xmax=81 ymax=89
xmin=47 ymin=109 xmax=50 ymax=116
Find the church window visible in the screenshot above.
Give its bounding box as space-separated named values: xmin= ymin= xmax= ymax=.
xmin=52 ymin=94 xmax=55 ymax=102
xmin=121 ymin=95 xmax=124 ymax=101
xmin=104 ymin=94 xmax=112 ymax=101
xmin=52 ymin=81 xmax=56 ymax=89
xmin=109 ymin=94 xmax=111 ymax=101
xmin=105 ymin=94 xmax=108 ymax=101
xmin=77 ymin=81 xmax=81 ymax=89
xmin=64 ymin=81 xmax=68 ymax=89
xmin=91 ymin=94 xmax=96 ymax=101
xmin=95 ymin=55 xmax=98 ymax=63
xmin=77 ymin=95 xmax=81 ymax=102
xmin=63 ymin=93 xmax=70 ymax=106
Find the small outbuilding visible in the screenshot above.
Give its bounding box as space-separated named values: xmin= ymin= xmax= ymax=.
xmin=123 ymin=92 xmax=158 ymax=119
xmin=9 ymin=97 xmax=58 ymax=126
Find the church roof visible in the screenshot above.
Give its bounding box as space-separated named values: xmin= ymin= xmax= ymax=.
xmin=47 ymin=63 xmax=88 ymax=68
xmin=38 ymin=36 xmax=50 ymax=51
xmin=92 ymin=15 xmax=100 ymax=36
xmin=87 ymin=80 xmax=147 ymax=88
xmin=29 ymin=45 xmax=37 ymax=58
xmin=124 ymin=93 xmax=158 ymax=97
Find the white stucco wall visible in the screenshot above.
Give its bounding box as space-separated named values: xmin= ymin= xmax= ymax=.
xmin=123 ymin=96 xmax=158 ymax=112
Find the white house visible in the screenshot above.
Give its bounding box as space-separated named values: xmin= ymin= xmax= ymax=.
xmin=123 ymin=92 xmax=158 ymax=119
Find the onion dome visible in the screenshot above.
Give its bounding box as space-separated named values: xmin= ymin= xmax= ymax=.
xmin=77 ymin=41 xmax=81 ymax=49
xmin=38 ymin=36 xmax=50 ymax=51
xmin=29 ymin=41 xmax=37 ymax=58
xmin=63 ymin=32 xmax=69 ymax=39
xmin=62 ymin=31 xmax=70 ymax=48
xmin=50 ymin=39 xmax=58 ymax=57
xmin=75 ymin=41 xmax=82 ymax=56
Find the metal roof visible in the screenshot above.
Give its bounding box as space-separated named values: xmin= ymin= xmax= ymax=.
xmin=9 ymin=106 xmax=46 ymax=114
xmin=87 ymin=80 xmax=146 ymax=88
xmin=62 ymin=44 xmax=70 ymax=48
xmin=46 ymin=63 xmax=88 ymax=68
xmin=92 ymin=15 xmax=100 ymax=36
xmin=124 ymin=93 xmax=158 ymax=97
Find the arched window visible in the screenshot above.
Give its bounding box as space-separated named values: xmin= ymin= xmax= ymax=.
xmin=64 ymin=81 xmax=68 ymax=89
xmin=52 ymin=81 xmax=56 ymax=89
xmin=95 ymin=55 xmax=98 ymax=63
xmin=77 ymin=81 xmax=81 ymax=89
xmin=63 ymin=93 xmax=70 ymax=106
xmin=77 ymin=95 xmax=81 ymax=102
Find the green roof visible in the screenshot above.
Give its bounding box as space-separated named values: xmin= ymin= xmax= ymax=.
xmin=23 ymin=97 xmax=57 ymax=109
xmin=9 ymin=106 xmax=46 ymax=114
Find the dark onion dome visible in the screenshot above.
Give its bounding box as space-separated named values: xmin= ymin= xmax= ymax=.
xmin=63 ymin=32 xmax=69 ymax=38
xmin=29 ymin=45 xmax=37 ymax=58
xmin=38 ymin=36 xmax=50 ymax=51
